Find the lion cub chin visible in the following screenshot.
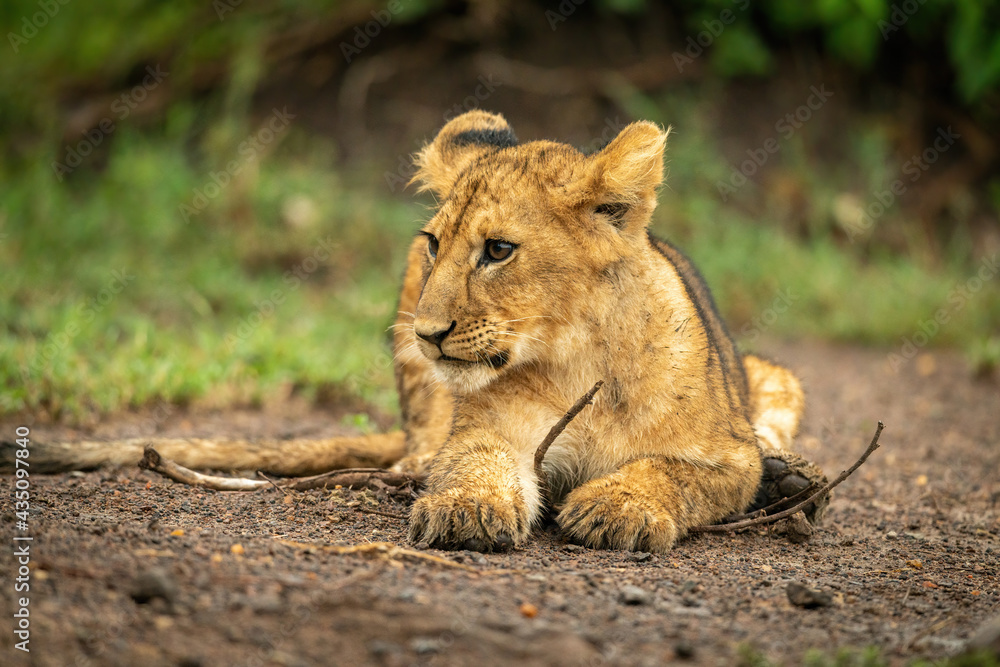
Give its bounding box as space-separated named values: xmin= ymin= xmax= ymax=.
xmin=392 ymin=110 xmax=828 ymax=553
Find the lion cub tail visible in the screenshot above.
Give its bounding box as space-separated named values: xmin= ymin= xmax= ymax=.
xmin=0 ymin=432 xmax=408 ymax=476
xmin=743 ymin=354 xmax=805 ymax=452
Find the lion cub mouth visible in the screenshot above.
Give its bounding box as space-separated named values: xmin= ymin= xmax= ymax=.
xmin=438 ymin=351 xmax=510 ymax=369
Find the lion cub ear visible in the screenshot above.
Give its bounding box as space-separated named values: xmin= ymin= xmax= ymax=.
xmin=411 ymin=111 xmax=518 ymax=198
xmin=581 ymin=121 xmax=669 ymax=231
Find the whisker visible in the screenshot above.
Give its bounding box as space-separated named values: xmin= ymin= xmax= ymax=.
xmin=495 ymin=315 xmax=552 ymax=325
xmin=414 ymin=379 xmax=443 ymax=403
xmin=493 ymin=331 xmax=550 ymax=348
xmin=392 ymin=341 xmax=422 ymax=364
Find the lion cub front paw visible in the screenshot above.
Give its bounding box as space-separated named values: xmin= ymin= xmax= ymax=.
xmin=409 ymin=489 xmax=529 ymax=553
xmin=557 ymin=481 xmax=679 ymax=553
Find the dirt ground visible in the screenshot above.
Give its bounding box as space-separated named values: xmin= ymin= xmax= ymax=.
xmin=2 ymin=339 xmax=998 ymax=666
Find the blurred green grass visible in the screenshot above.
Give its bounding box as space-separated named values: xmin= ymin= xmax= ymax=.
xmin=2 ymin=117 xmax=422 ymax=421
xmin=3 ymin=94 xmax=997 ymax=423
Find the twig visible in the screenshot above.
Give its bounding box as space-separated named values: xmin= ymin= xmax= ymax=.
xmin=256 ymin=471 xmax=286 ymax=494
xmin=139 ymin=446 xmax=424 ymax=493
xmin=139 ymin=447 xmax=267 ymax=491
xmin=280 ymin=468 xmax=423 ymax=492
xmin=718 ymin=481 xmax=817 ymax=524
xmin=533 ymin=381 xmax=604 ymax=492
xmin=689 ymin=421 xmax=884 ymax=533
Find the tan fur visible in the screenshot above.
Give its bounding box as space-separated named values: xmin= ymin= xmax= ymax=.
xmin=5 ymin=111 xmax=823 ymax=552
xmin=397 ymin=112 xmax=815 ymax=551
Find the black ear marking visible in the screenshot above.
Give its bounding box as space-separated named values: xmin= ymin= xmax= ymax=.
xmin=594 ymin=202 xmax=630 ymax=227
xmin=452 ymin=128 xmax=518 ymax=150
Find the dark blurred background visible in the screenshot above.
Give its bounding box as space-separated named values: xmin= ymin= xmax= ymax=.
xmin=1 ymin=0 xmax=998 ymax=424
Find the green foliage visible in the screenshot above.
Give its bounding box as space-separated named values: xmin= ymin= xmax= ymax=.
xmin=947 ymin=0 xmax=1000 ymax=102
xmin=677 ymin=0 xmax=999 ymax=104
xmin=0 ymin=121 xmax=416 ymax=421
xmin=710 ymin=24 xmax=774 ymax=76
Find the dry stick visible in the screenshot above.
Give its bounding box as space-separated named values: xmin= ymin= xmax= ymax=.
xmin=139 ymin=446 xmax=424 ymax=493
xmin=139 ymin=447 xmax=268 ymax=491
xmin=689 ymin=421 xmax=885 ymax=534
xmin=280 ymin=469 xmax=423 ymax=492
xmin=533 ymin=380 xmax=605 ymax=493
xmin=718 ymin=481 xmax=818 ymax=524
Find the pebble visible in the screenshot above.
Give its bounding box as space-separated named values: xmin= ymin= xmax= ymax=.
xmin=627 ymin=551 xmax=653 ymax=562
xmin=368 ymin=639 xmax=402 ymax=657
xmin=619 ymin=585 xmax=651 ymax=605
xmin=250 ymin=594 xmax=284 ymax=614
xmin=410 ymin=637 xmax=444 ymax=654
xmin=674 ymin=641 xmax=695 ymax=659
xmin=130 ymin=568 xmax=178 ymax=605
xmin=562 ymin=544 xmax=585 ymax=553
xmin=786 ymin=581 xmax=833 ymax=609
xmin=776 ymin=512 xmax=814 ymax=544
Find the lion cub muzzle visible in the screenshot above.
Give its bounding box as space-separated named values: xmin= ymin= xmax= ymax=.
xmin=414 ymin=316 xmax=511 ymax=368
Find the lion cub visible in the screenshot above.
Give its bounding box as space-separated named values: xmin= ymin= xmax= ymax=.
xmin=397 ymin=111 xmax=826 ymax=552
xmin=7 ymin=111 xmax=827 ymax=553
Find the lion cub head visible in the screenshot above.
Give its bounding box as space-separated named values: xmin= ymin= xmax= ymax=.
xmin=409 ymin=111 xmax=669 ymax=393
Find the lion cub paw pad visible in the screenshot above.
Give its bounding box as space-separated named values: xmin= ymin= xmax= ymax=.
xmin=750 ymin=450 xmax=830 ymax=524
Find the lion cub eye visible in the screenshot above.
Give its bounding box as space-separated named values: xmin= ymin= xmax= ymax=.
xmin=426 ymin=235 xmax=439 ymax=259
xmin=484 ymin=239 xmax=515 ymax=263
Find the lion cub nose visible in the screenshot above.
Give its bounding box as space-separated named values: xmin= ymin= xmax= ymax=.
xmin=415 ymin=321 xmax=456 ymax=348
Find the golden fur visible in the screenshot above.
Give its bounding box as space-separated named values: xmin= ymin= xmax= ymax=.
xmin=7 ymin=111 xmax=826 ymax=553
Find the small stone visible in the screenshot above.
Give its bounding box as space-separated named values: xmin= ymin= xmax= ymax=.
xmin=368 ymin=639 xmax=402 ymax=657
xmin=396 ymin=587 xmax=418 ymax=602
xmin=251 ymin=595 xmax=284 ymax=614
xmin=130 ymin=568 xmax=178 ymax=605
xmin=619 ymin=585 xmax=651 ymax=605
xmin=786 ymin=581 xmax=833 ymax=609
xmin=562 ymin=544 xmax=585 ymax=553
xmin=409 ymin=637 xmax=443 ymax=654
xmin=775 ymin=511 xmax=814 ymax=544
xmin=674 ymin=641 xmax=695 ymax=659
xmin=627 ymin=551 xmax=653 ymax=562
